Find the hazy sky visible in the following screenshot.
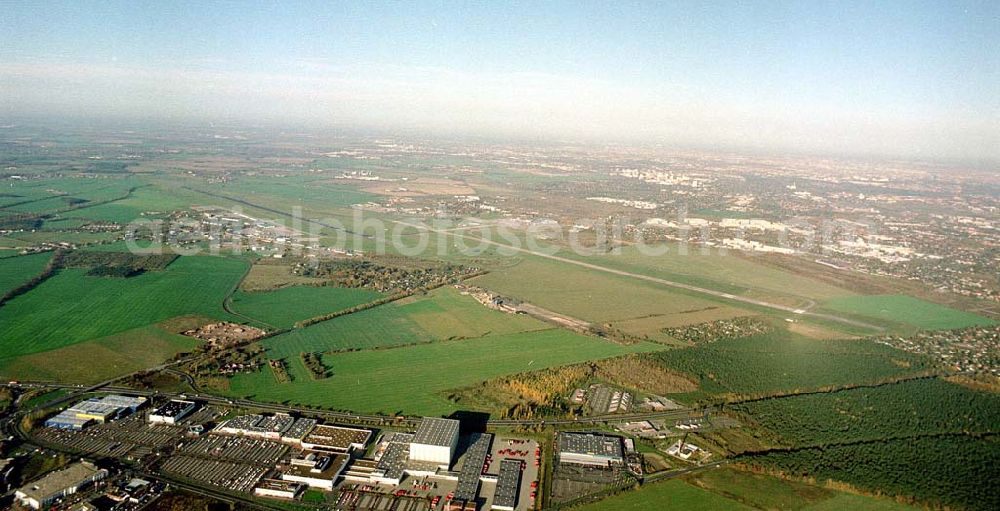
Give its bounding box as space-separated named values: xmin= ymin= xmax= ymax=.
xmin=2 ymin=1 xmax=998 ymax=160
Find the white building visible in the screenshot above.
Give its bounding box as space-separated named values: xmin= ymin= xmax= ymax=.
xmin=15 ymin=461 xmax=108 ymax=510
xmin=557 ymin=433 xmax=625 ymax=468
xmin=408 ymin=417 xmax=460 ymax=467
xmin=148 ymin=400 xmax=196 ymax=425
xmin=281 ymin=452 xmax=348 ymax=491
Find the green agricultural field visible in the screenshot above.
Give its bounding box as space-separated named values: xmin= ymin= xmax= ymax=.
xmin=261 ymin=287 xmax=549 ymax=358
xmin=0 ymin=252 xmax=52 ymax=295
xmin=684 ymin=467 xmax=919 ymax=511
xmin=0 ymin=323 xmax=199 ymax=383
xmin=8 ymin=230 xmax=120 ymax=245
xmin=0 ymin=255 xmax=245 ymax=359
xmin=574 ymin=479 xmax=753 ymax=511
xmin=653 ymin=328 xmax=929 ymax=401
xmin=565 ymin=245 xmax=856 ymax=304
xmin=473 ymin=256 xmax=753 ymax=327
xmin=2 ymin=178 xmax=136 ymax=215
xmin=64 ymin=184 xmax=201 ymax=223
xmin=202 ymin=175 xmax=379 ymax=219
xmin=230 ymin=286 xmax=384 ymax=328
xmin=227 ymin=329 xmax=662 ymax=415
xmin=823 ymin=295 xmax=995 ymax=330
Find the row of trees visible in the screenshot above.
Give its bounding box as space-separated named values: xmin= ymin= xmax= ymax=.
xmin=301 ymin=352 xmax=329 ymax=379
xmin=0 ymin=250 xmax=64 ymax=307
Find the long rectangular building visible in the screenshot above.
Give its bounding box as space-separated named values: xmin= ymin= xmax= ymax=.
xmin=15 ymin=461 xmax=108 ymax=510
xmin=300 ymin=424 xmax=370 ymax=453
xmin=491 ymin=459 xmax=522 ymax=511
xmin=557 ymin=432 xmax=624 ymax=468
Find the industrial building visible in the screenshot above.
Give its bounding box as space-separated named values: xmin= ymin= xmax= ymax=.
xmin=281 ymin=452 xmax=349 ymax=491
xmin=15 ymin=461 xmax=108 ymax=510
xmin=409 ymin=417 xmax=460 ymax=467
xmin=300 ymin=424 xmax=370 ymax=453
xmin=280 ymin=417 xmax=318 ymax=445
xmin=492 ymin=459 xmax=522 ymax=511
xmin=254 ymin=479 xmax=305 ymax=500
xmin=215 ymin=413 xmax=298 ymax=440
xmin=44 ymin=395 xmax=148 ymax=430
xmin=557 ymin=432 xmax=625 ymax=468
xmin=371 ymin=433 xmax=412 ymax=485
xmin=148 ymin=400 xmax=197 ymax=425
xmin=452 ymin=433 xmax=493 ymax=503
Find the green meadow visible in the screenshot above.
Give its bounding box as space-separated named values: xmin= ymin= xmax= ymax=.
xmin=0 ymin=323 xmax=199 ymax=383
xmin=228 ymin=329 xmax=661 ymax=415
xmin=823 ymin=294 xmax=995 ymax=330
xmin=261 ymin=287 xmax=549 ymax=358
xmin=0 ymin=252 xmax=52 ymax=295
xmin=576 ymin=470 xmax=918 ymax=511
xmin=230 ymin=285 xmax=385 ymax=328
xmin=0 ymin=255 xmax=245 ymax=359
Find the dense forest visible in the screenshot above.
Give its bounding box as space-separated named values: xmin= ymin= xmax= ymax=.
xmin=738 ymin=434 xmax=1000 ymax=511
xmin=731 ymin=378 xmax=1000 ymax=446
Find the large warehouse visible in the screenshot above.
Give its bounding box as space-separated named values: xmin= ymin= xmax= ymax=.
xmin=148 ymin=400 xmax=197 ymax=425
xmin=45 ymin=395 xmax=149 ymax=430
xmin=409 ymin=417 xmax=460 ymax=467
xmin=15 ymin=461 xmax=108 ymax=510
xmin=557 ymin=432 xmax=625 ymax=468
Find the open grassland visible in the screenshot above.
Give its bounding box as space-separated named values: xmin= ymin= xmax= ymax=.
xmin=239 ymin=263 xmax=324 ymax=291
xmin=565 ymin=245 xmax=856 ymax=305
xmin=1 ymin=177 xmax=135 ymax=210
xmin=574 ymin=479 xmax=753 ymax=511
xmin=6 ymin=230 xmax=120 ymax=245
xmin=0 ymin=255 xmax=245 ymax=358
xmin=262 ymin=287 xmax=548 ymax=358
xmin=473 ymin=256 xmax=752 ymax=330
xmin=0 ymin=252 xmax=52 ymax=295
xmin=683 ymin=467 xmax=919 ymax=511
xmin=64 ymin=184 xmax=201 ymax=222
xmin=203 ymin=175 xmax=378 ymax=217
xmin=230 ymin=286 xmax=384 ymax=328
xmin=653 ymin=328 xmax=929 ymax=402
xmin=822 ymin=294 xmax=995 ymax=330
xmin=0 ymin=323 xmax=199 ymax=383
xmin=228 ymin=329 xmax=662 ymax=415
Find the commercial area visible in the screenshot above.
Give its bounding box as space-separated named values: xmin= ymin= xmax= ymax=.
xmin=34 ymin=400 xmax=542 ymax=510
xmin=15 ymin=461 xmax=108 ymax=509
xmin=44 ymin=395 xmax=148 ymax=431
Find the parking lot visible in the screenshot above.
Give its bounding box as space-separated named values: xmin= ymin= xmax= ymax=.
xmin=180 ymin=434 xmax=288 ymax=465
xmin=160 ymin=455 xmax=268 ymax=493
xmin=34 ymin=414 xmax=183 ymax=460
xmin=337 ymin=485 xmax=434 ymax=511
